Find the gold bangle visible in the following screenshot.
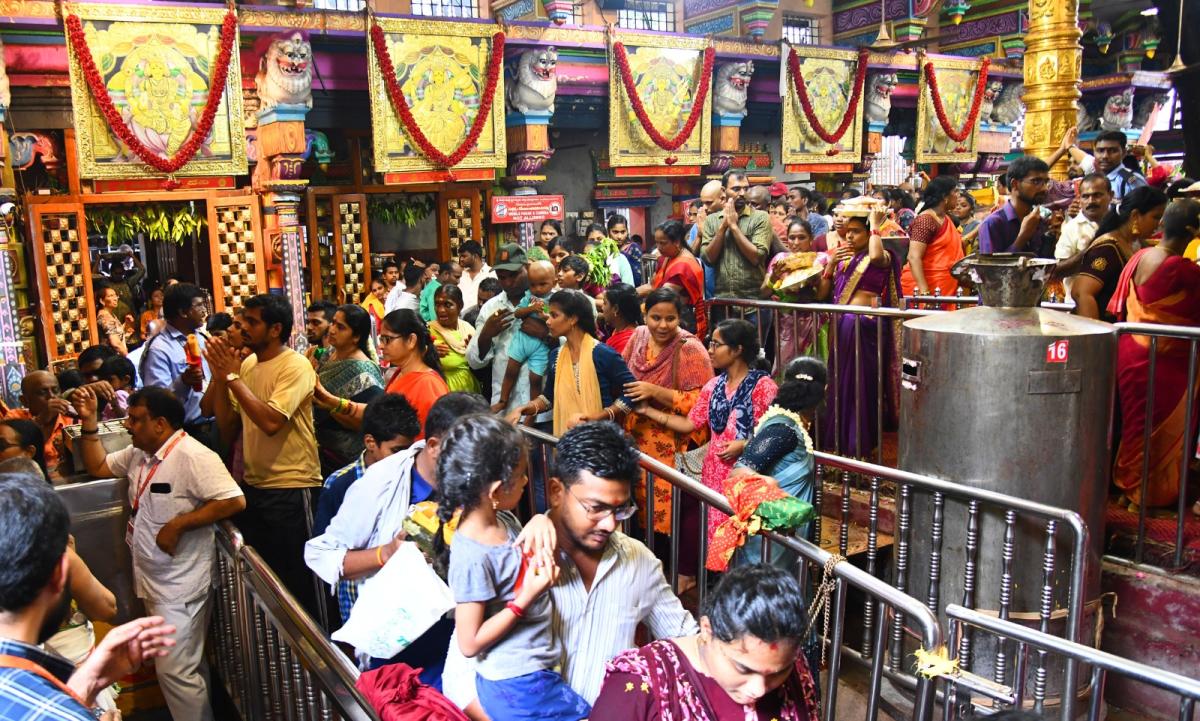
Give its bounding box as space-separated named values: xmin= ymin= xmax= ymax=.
xmin=376 ymin=544 xmax=385 ymax=567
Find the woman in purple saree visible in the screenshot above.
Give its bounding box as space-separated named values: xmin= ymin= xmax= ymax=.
xmin=816 ymin=208 xmax=902 ymax=458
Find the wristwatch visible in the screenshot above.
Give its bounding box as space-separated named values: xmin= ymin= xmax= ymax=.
xmin=225 ymin=372 xmax=240 ymax=383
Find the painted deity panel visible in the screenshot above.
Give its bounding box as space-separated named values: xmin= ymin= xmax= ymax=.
xmin=917 ymin=56 xmax=986 ymax=164
xmin=781 ymin=46 xmax=865 ymax=165
xmin=607 ymin=34 xmax=712 ymax=168
xmin=64 ymin=4 xmax=247 ymax=179
xmin=367 ymin=19 xmax=506 ymax=173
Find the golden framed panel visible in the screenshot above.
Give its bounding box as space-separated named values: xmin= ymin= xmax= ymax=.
xmin=781 ymin=45 xmax=865 ymax=165
xmin=366 ymin=17 xmax=507 ymax=174
xmin=63 ymin=3 xmax=247 ymax=180
xmin=916 ymin=55 xmax=986 ymax=165
xmin=607 ymin=33 xmax=712 ymax=168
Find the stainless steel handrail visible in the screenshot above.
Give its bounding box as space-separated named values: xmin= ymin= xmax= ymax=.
xmin=941 ymin=604 xmax=1200 ymax=721
xmin=519 ymin=425 xmax=944 ymax=721
xmin=212 ymin=521 xmax=381 ymax=721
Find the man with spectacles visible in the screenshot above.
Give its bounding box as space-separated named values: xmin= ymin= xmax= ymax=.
xmin=977 ymin=155 xmax=1051 ymax=254
xmin=443 ymin=421 xmax=697 ymax=712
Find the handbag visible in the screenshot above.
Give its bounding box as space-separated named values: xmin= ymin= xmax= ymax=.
xmin=675 ymin=442 xmax=708 ymax=480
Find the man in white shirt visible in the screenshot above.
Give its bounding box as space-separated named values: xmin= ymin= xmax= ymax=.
xmin=305 ymin=392 xmax=490 ymax=688
xmin=457 ymin=240 xmax=496 ymax=310
xmin=466 ymin=244 xmax=540 ymax=413
xmin=73 ymin=386 xmax=244 ymax=721
xmin=385 ymin=264 xmax=423 ymax=314
xmin=1055 ymin=174 xmax=1114 ymax=297
xmin=442 ymin=421 xmax=697 ymax=708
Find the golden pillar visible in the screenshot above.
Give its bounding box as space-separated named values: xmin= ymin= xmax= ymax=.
xmin=1022 ymin=0 xmax=1081 ymax=178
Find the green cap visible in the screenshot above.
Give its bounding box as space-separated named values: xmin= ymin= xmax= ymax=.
xmin=493 ymin=243 xmax=528 ymax=272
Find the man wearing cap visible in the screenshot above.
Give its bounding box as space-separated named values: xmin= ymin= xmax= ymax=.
xmin=466 ymin=243 xmax=545 ymax=415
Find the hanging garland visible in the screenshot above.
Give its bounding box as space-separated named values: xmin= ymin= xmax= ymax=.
xmin=787 ymin=48 xmax=869 ymax=155
xmin=923 ymin=57 xmax=991 ymax=152
xmin=65 ymin=11 xmax=238 ymax=176
xmin=612 ymin=41 xmax=715 ymax=163
xmin=370 ymin=23 xmax=504 ymax=168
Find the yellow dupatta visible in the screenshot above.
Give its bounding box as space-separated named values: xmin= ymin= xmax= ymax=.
xmin=553 ymin=334 xmax=603 ymax=436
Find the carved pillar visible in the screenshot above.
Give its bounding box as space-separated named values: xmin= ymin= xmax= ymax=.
xmin=254 ymin=104 xmax=310 ymax=351
xmin=0 ymin=187 xmax=25 ymax=407
xmin=504 ymin=110 xmax=555 ymax=251
xmin=709 ymin=112 xmax=742 ymax=174
xmin=1023 ymin=0 xmax=1081 ymax=178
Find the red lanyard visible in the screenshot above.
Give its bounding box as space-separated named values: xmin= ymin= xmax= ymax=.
xmin=0 ymin=653 xmax=91 ymax=709
xmin=131 ymin=432 xmax=186 ymax=515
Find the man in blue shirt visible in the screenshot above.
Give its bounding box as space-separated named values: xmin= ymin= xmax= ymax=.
xmin=139 ymin=283 xmax=215 ymax=448
xmin=1092 ymin=130 xmax=1148 ymax=202
xmin=0 ymin=472 xmax=175 ymax=720
xmin=978 ymin=156 xmax=1050 ymax=254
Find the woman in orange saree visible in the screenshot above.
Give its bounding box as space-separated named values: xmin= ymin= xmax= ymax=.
xmin=1108 ymin=199 xmax=1200 ymax=511
xmin=900 ymin=176 xmax=964 ymax=300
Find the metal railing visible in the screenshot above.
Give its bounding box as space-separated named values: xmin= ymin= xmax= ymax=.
xmin=210 ymin=522 xmax=380 ymax=721
xmin=710 ymin=296 xmax=1200 ymax=575
xmin=938 ymin=604 xmax=1200 ymax=721
xmin=519 ymin=425 xmax=944 ymax=721
xmin=1111 ymin=321 xmax=1200 ymax=571
xmin=809 ymin=451 xmax=1091 ymax=720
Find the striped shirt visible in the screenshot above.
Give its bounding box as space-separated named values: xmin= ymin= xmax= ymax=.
xmin=550 ymin=531 xmax=698 ymax=703
xmin=0 ymin=639 xmax=96 ymax=720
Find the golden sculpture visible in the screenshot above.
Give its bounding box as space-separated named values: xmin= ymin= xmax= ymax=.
xmin=781 ymin=47 xmax=865 ymax=165
xmin=63 ymin=4 xmax=247 ymax=179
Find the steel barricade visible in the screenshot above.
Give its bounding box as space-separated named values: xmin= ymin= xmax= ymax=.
xmin=518 ymin=425 xmax=945 ymax=721
xmin=210 ymin=522 xmax=380 ymax=721
xmin=810 ymin=452 xmax=1092 ymax=720
xmin=1111 ymin=321 xmax=1200 ymax=571
xmin=939 ymin=604 xmax=1200 ymax=721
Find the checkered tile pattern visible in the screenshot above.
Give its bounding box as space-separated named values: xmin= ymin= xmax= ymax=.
xmin=338 ymin=200 xmax=367 ymax=302
xmin=214 ymin=204 xmax=261 ymax=310
xmin=447 ymin=197 xmax=475 ymax=257
xmin=40 ymin=214 xmax=90 ymax=359
xmin=314 ymin=198 xmax=337 ymax=302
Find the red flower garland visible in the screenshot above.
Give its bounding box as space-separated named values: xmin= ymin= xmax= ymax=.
xmin=924 ymin=57 xmax=991 ymax=150
xmin=65 ymin=11 xmax=238 ymax=175
xmin=787 ymin=48 xmax=869 ymax=151
xmin=612 ymin=42 xmax=715 ymax=155
xmin=370 ymin=23 xmax=504 ymax=168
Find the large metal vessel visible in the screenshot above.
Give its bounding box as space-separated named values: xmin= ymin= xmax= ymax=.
xmin=900 ymin=255 xmax=1115 ymax=700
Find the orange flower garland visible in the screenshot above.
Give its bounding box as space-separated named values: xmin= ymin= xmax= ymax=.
xmin=787 ymin=48 xmax=869 ymax=154
xmin=370 ymin=23 xmax=505 ymax=168
xmin=612 ymin=42 xmax=715 ymax=162
xmin=923 ymin=57 xmax=991 ymax=152
xmin=65 ymin=11 xmax=238 ymax=175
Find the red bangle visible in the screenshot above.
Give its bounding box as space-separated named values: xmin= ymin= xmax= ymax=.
xmin=506 ymin=601 xmax=525 ymax=618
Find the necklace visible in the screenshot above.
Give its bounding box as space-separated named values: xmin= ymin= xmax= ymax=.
xmin=755 ymin=406 xmax=814 ymax=456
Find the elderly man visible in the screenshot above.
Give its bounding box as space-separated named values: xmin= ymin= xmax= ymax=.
xmin=443 ymin=421 xmax=697 ymax=710
xmin=74 ymin=386 xmax=244 ymax=721
xmin=689 ymin=179 xmax=726 ymax=300
xmin=4 ymin=371 xmax=73 ymax=482
xmin=1054 ymin=174 xmax=1114 ymax=297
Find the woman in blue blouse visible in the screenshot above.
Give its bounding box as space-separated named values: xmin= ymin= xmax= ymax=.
xmin=510 ymin=289 xmax=636 ymax=435
xmin=731 ymin=356 xmax=826 ymax=569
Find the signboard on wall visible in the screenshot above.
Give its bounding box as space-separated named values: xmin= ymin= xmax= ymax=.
xmin=490 ymin=195 xmax=565 ymax=224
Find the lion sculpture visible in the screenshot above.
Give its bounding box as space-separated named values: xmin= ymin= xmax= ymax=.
xmin=1099 ymin=89 xmax=1134 ymax=132
xmin=255 ymin=31 xmax=313 ymax=111
xmin=713 ymin=61 xmax=754 ymax=117
xmin=978 ymin=81 xmax=1003 ymax=124
xmin=507 ymin=47 xmax=558 ymax=115
xmin=863 ymin=72 xmax=898 ymax=125
xmin=990 ymin=82 xmax=1024 ymax=126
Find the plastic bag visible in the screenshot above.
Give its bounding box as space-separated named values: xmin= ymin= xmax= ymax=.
xmin=332 ymin=541 xmax=454 ymax=659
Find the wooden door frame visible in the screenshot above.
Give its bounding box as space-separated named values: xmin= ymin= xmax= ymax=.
xmin=27 ymin=202 xmax=97 ymax=362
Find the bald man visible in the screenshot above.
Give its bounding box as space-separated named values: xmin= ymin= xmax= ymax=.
xmin=688 ymin=180 xmax=726 ymax=255
xmin=746 ymin=185 xmax=771 ymax=212
xmin=4 ymin=371 xmax=74 ymax=481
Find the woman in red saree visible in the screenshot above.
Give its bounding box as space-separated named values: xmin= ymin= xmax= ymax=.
xmin=591 ymin=564 xmax=819 ymax=721
xmin=1108 ymin=199 xmax=1200 ymax=512
xmin=639 ymin=220 xmax=707 ymax=341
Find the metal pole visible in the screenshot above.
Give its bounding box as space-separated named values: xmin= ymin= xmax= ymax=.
xmin=1135 ymin=337 xmax=1158 ymax=564
xmin=1174 ymin=341 xmax=1199 ymax=568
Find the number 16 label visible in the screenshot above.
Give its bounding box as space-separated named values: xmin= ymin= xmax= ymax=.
xmin=1046 ymin=340 xmax=1069 ymax=363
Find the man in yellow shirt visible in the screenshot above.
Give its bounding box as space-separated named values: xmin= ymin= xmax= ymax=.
xmin=205 ymin=293 xmax=322 ymax=617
